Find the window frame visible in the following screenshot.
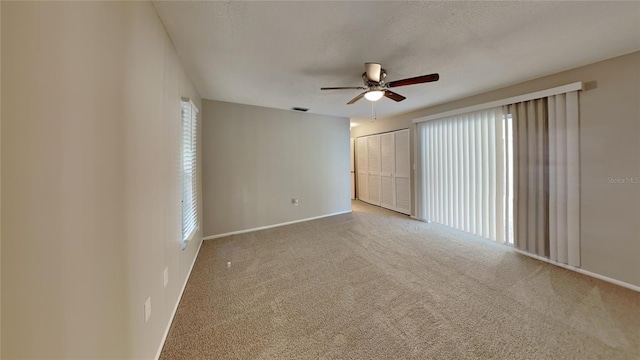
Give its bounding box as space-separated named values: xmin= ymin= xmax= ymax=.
xmin=181 ymin=98 xmax=199 ymax=249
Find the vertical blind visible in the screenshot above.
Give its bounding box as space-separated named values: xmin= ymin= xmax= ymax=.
xmin=416 ymin=107 xmax=507 ymax=243
xmin=181 ymin=99 xmax=198 ymax=244
xmin=551 ymin=92 xmax=580 ymax=267
xmin=415 ymin=85 xmax=581 ymax=267
xmin=507 ymin=92 xmax=580 ymax=266
xmin=506 ymin=99 xmax=549 ymax=256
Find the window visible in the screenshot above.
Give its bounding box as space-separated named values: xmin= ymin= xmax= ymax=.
xmin=181 ymin=98 xmax=198 ymax=248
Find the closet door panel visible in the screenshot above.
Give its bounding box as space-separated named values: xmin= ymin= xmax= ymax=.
xmin=395 ymin=129 xmax=410 ymax=176
xmin=394 ymin=129 xmax=411 ymax=215
xmin=357 ymin=137 xmax=369 ymax=202
xmin=381 ymin=176 xmax=394 ymax=209
xmin=395 ymin=177 xmax=411 ymax=214
xmin=358 ymin=172 xmax=369 ymax=201
xmin=368 ymin=174 xmax=381 ymax=205
xmin=366 ymin=135 xmax=381 ymax=206
xmin=380 ymin=133 xmax=395 ymax=209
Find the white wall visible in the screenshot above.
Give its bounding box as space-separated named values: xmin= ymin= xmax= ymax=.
xmin=1 ymin=2 xmax=202 ymax=359
xmin=202 ymin=100 xmax=351 ymax=237
xmin=351 ymin=51 xmax=640 ymax=288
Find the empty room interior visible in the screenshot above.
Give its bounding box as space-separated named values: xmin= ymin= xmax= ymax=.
xmin=1 ymin=1 xmax=640 ymax=359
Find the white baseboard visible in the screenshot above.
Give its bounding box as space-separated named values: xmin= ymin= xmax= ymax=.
xmin=513 ymin=248 xmax=640 ymax=293
xmin=203 ymin=210 xmax=353 ymax=240
xmin=154 ymin=237 xmax=204 ymax=360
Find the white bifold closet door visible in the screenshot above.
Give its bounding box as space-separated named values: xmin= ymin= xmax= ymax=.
xmin=357 ymin=137 xmax=369 ymax=202
xmin=367 ymin=135 xmax=382 ymax=206
xmin=380 ymin=133 xmax=395 ymax=209
xmin=357 ymin=129 xmax=411 ymax=215
xmin=393 ymin=129 xmax=411 ymax=214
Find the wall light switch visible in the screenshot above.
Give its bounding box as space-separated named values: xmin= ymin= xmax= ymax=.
xmin=144 ymin=297 xmax=151 ymax=322
xmin=163 ymin=267 xmax=169 ymax=288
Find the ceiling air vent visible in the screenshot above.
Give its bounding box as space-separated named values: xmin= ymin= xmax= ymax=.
xmin=291 ymin=107 xmax=309 ymax=112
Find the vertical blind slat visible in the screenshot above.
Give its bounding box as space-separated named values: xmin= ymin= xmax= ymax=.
xmin=556 ymin=95 xmax=568 ymax=264
xmin=450 ymin=121 xmax=455 ymax=227
xmin=437 ymin=121 xmax=445 ymax=223
xmin=517 ymin=103 xmax=528 ymax=252
xmin=526 ymin=101 xmax=537 ymax=254
xmin=495 ymin=112 xmax=505 ymax=243
xmin=464 ymin=117 xmax=471 ymax=232
xmin=430 ymin=122 xmax=436 ymax=222
xmin=456 ymin=120 xmax=460 ymax=228
xmin=566 ymin=91 xmax=580 ymax=267
xmin=548 ymin=96 xmax=558 ymax=261
xmin=476 ymin=114 xmax=481 ymax=235
xmin=482 ymin=112 xmax=490 ymax=239
xmin=470 ymin=116 xmax=476 ymax=234
xmin=491 ymin=111 xmax=498 ymax=242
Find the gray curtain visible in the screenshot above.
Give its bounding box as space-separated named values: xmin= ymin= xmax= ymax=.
xmin=506 ymin=99 xmax=549 ymax=257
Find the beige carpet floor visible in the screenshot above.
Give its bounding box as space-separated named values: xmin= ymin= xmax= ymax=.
xmin=160 ymin=201 xmax=640 ymax=359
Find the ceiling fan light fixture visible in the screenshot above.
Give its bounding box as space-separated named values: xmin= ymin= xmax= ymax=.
xmin=364 ymin=90 xmax=384 ymax=102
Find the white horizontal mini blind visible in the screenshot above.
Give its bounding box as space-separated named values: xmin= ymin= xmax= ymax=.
xmin=181 ymin=99 xmax=199 ymax=243
xmin=416 ymin=107 xmax=506 ymax=243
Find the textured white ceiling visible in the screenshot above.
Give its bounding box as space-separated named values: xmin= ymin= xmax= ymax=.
xmin=153 ymin=1 xmax=640 ymax=122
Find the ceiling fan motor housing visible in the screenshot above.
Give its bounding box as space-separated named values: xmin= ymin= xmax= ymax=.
xmin=362 ymin=69 xmax=387 ymax=87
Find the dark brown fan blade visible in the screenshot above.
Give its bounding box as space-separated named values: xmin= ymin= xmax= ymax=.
xmin=384 ymin=90 xmax=406 ymax=102
xmin=347 ymin=92 xmax=366 ymax=105
xmin=387 ymin=73 xmax=439 ymax=88
xmin=321 ymin=86 xmax=367 ymax=90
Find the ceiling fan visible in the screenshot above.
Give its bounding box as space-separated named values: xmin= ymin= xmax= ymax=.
xmin=321 ymin=63 xmax=439 ymax=105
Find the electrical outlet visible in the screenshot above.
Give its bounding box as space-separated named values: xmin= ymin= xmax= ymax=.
xmin=292 ymin=197 xmax=299 ymax=206
xmin=163 ymin=267 xmax=169 ymax=288
xmin=144 ymin=297 xmax=151 ymax=322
